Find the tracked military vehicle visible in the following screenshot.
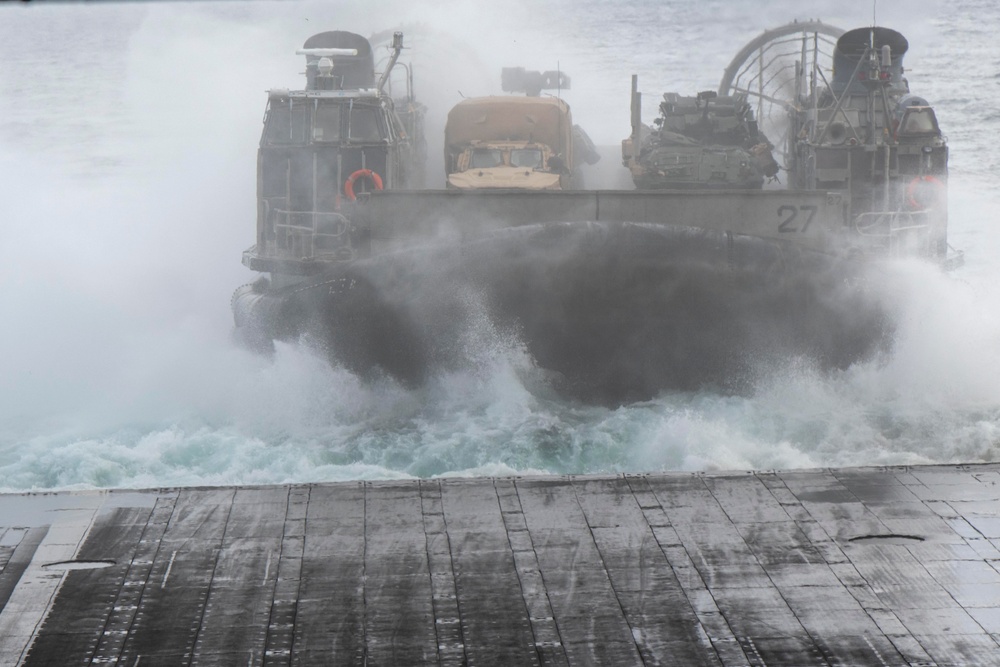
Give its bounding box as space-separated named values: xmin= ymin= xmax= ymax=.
xmin=622 ymin=88 xmax=779 ymax=190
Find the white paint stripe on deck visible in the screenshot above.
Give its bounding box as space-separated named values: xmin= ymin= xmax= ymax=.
xmin=161 ymin=551 xmax=177 ymax=589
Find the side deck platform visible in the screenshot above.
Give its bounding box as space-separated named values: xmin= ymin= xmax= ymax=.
xmin=2 ymin=464 xmax=999 ymax=665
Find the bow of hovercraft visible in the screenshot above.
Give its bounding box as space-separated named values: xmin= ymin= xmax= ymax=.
xmin=234 ymin=212 xmax=891 ymax=404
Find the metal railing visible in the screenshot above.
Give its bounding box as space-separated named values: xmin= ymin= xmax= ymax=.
xmin=853 ymin=210 xmax=931 ymax=258
xmin=268 ymin=200 xmax=353 ymax=261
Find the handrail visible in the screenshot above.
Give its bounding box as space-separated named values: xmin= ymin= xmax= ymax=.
xmin=853 ymin=210 xmax=931 ymax=257
xmin=272 ymin=210 xmax=350 ymax=236
xmin=270 ymin=208 xmax=352 ymax=259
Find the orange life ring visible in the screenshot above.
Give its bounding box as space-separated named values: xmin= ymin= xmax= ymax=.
xmin=344 ymin=169 xmax=384 ymax=201
xmin=905 ymin=175 xmax=945 ymax=211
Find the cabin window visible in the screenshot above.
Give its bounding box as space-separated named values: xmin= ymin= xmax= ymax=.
xmin=313 ymin=105 xmax=342 ymax=142
xmin=470 ymin=148 xmax=503 ymax=168
xmin=899 ymin=108 xmax=939 ymax=135
xmin=511 ymin=149 xmax=543 ymax=169
xmin=264 ymin=101 xmax=309 ymax=145
xmin=348 ymin=107 xmax=383 ymax=142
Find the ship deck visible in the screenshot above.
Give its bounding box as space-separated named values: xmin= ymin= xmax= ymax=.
xmin=2 ymin=464 xmax=1000 ymax=665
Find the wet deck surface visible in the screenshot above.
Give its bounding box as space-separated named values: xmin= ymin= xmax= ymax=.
xmin=1 ymin=464 xmax=1000 ymax=665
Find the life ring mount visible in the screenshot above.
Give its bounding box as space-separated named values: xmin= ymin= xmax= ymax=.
xmin=905 ymin=175 xmax=945 ymax=211
xmin=344 ymin=169 xmax=384 ymax=201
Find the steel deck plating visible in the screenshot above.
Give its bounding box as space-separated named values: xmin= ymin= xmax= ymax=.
xmin=2 ymin=464 xmax=1000 ymax=665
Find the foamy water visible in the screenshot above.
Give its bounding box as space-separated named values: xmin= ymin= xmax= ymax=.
xmin=1 ymin=0 xmax=999 ymax=491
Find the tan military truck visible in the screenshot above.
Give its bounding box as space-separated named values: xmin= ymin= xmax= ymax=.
xmin=444 ymin=69 xmax=599 ymax=190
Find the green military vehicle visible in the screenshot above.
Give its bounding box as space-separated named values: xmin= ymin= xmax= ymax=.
xmin=623 ymin=88 xmax=778 ymax=190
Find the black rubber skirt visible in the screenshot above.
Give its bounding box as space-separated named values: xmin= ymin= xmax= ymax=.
xmin=233 ymin=222 xmax=891 ymax=403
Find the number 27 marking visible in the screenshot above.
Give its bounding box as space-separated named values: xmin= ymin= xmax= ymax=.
xmin=777 ymin=205 xmax=818 ymax=233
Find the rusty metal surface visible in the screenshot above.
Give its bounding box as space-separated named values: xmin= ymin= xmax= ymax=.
xmin=1 ymin=464 xmax=999 ymax=665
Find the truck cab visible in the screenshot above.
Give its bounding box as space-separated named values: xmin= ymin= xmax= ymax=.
xmin=444 ymin=68 xmax=598 ymax=190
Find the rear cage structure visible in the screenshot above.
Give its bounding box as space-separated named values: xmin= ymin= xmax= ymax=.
xmin=718 ymin=21 xmax=957 ymax=265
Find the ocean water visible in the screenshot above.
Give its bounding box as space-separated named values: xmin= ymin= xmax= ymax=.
xmin=1 ymin=0 xmax=999 ymax=492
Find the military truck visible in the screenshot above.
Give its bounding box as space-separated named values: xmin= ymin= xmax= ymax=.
xmin=622 ymin=86 xmax=779 ymax=190
xmin=444 ymin=68 xmax=599 ymax=190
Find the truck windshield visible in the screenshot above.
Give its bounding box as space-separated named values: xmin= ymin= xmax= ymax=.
xmin=899 ymin=108 xmax=939 ymax=135
xmin=470 ymin=149 xmax=503 ymax=168
xmin=511 ymin=149 xmax=543 ymax=169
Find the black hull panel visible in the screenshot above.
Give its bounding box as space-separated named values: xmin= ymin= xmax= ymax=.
xmin=233 ymin=222 xmax=890 ymax=402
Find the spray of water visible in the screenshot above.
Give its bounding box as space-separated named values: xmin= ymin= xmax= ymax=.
xmin=1 ymin=0 xmax=998 ymax=491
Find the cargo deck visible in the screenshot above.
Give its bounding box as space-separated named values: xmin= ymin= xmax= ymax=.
xmin=2 ymin=464 xmax=1000 ymax=665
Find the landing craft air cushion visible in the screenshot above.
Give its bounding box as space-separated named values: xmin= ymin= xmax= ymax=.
xmin=233 ymin=23 xmax=957 ymax=403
